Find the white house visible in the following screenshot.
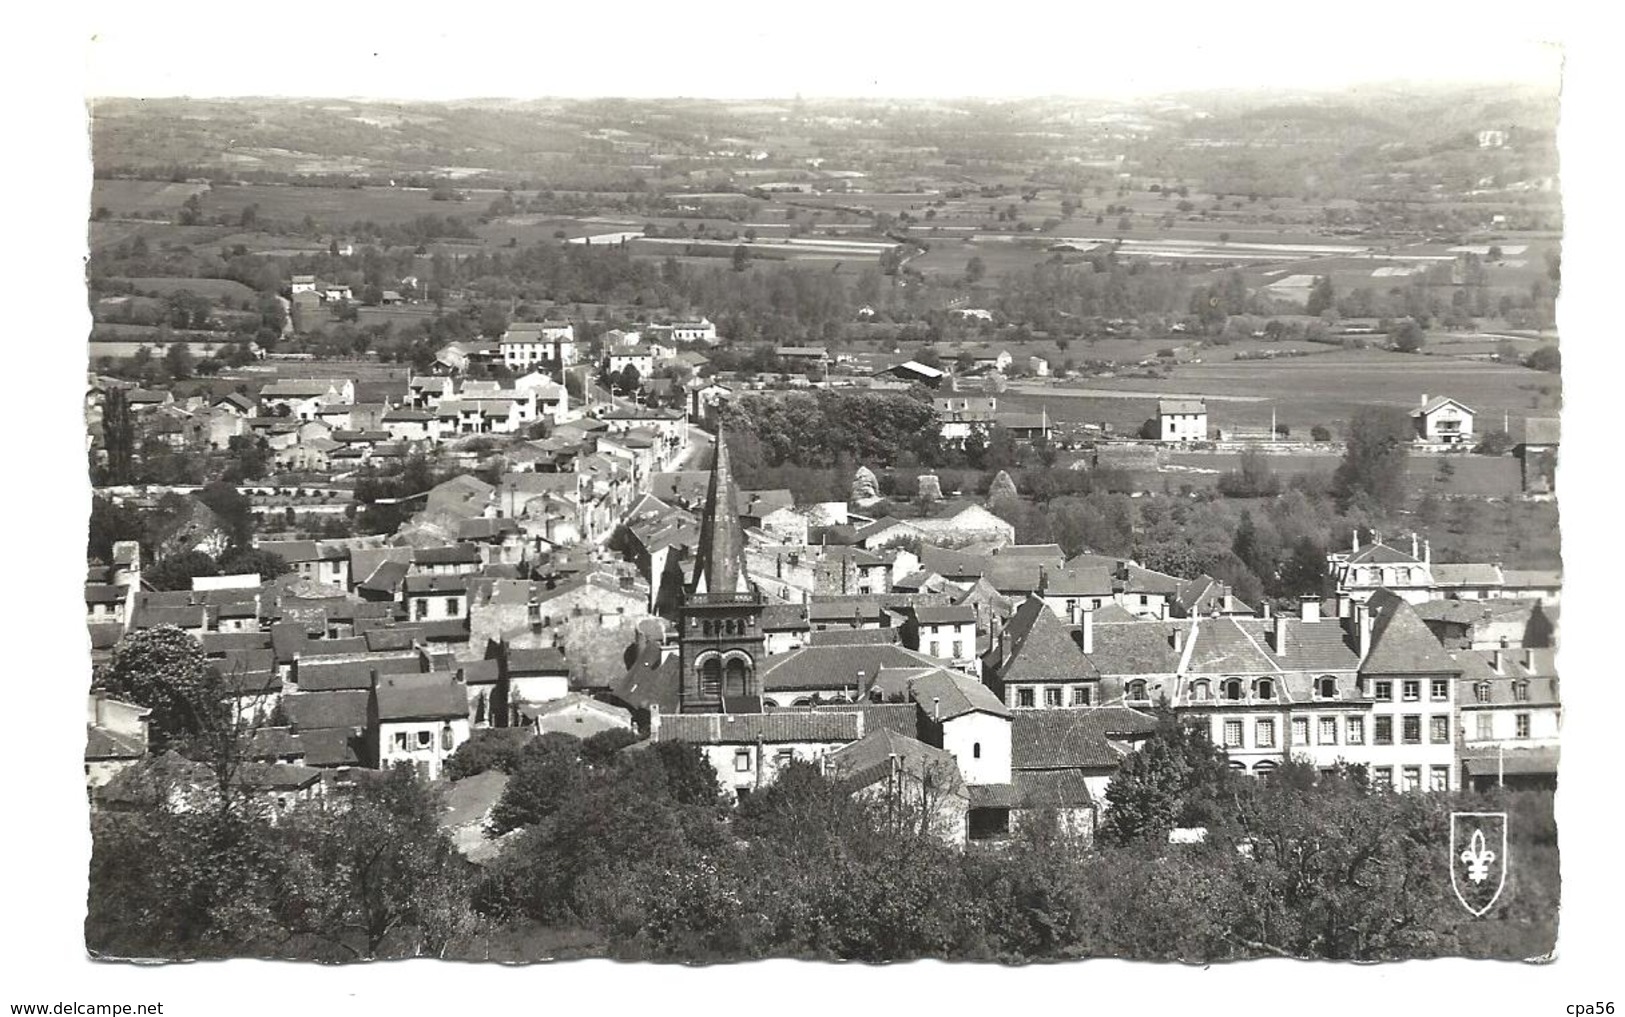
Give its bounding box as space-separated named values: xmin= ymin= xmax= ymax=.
xmin=1158 ymin=399 xmax=1208 ymax=442
xmin=1411 ymin=395 xmax=1475 ymax=445
xmin=500 ymin=321 xmax=577 ymax=371
xmin=374 ymin=674 xmax=471 ymax=782
xmin=649 ymin=707 xmax=864 ymax=802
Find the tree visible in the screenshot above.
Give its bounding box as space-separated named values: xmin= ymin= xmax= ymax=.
xmin=1332 ymin=406 xmax=1414 ymax=511
xmin=1277 ymin=536 xmax=1328 ymax=599
xmin=196 ymin=480 xmax=254 ymax=549
xmin=581 ymin=728 xmax=641 ymax=767
xmin=216 ymin=547 xmax=292 ymax=581
xmin=101 ymin=387 xmax=136 ymax=485
xmin=1310 ymin=424 xmax=1332 ymax=442
xmin=1305 ymin=276 xmax=1335 ymax=317
xmin=488 ymin=736 xmax=585 ymax=833
xmin=145 ymin=550 xmax=221 ymax=591
xmin=445 ymin=728 xmax=533 ymax=780
xmin=95 ymin=626 xmax=216 ymax=748
xmin=1523 ymin=346 xmax=1560 ymax=372
xmin=732 ymin=245 xmax=751 ymax=272
xmin=1390 ymin=318 xmax=1425 ymax=353
xmin=1101 ymin=712 xmax=1236 ymax=846
xmin=278 ymin=766 xmax=478 ymax=959
xmin=163 ymin=341 xmax=196 ymax=380
xmin=1472 ymin=430 xmax=1514 ymax=456
xmin=965 ymin=256 xmax=986 ymax=283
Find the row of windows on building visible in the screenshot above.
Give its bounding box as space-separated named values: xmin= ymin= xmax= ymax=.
xmin=1185 ymin=677 xmax=1458 ymax=704
xmin=927 ymin=640 xmax=967 ymax=659
xmin=1221 ymin=713 xmax=1462 ymax=750
xmin=1375 ymin=765 xmax=1452 ymax=793
xmin=389 ymin=727 xmax=455 ymax=752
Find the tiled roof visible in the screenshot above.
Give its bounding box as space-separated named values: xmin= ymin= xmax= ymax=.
xmin=455 ymin=659 xmax=502 ymax=685
xmin=376 ymin=673 xmax=469 ymax=721
xmin=967 ymin=783 xmax=1021 ymax=808
xmin=1013 ymin=770 xmax=1096 ymax=809
xmin=1346 ymin=541 xmax=1420 ymax=565
xmin=413 ymin=543 xmax=483 ymax=566
xmin=1411 ymin=395 xmax=1474 ymax=417
xmin=909 ymin=668 xmax=1010 ymax=720
xmin=1460 ymin=747 xmax=1559 ymax=777
xmin=1012 ymin=707 xmax=1159 ymax=769
xmin=656 ymin=710 xmax=863 ymax=745
xmin=84 ymin=584 xmax=126 ymax=605
xmin=1158 ymin=399 xmax=1206 ymax=414
xmin=85 ymin=726 xmax=146 ymax=761
xmin=359 ymin=559 xmax=410 ymax=595
xmin=827 ymin=728 xmax=965 ymax=795
xmin=911 ymin=604 xmax=977 ymax=625
xmin=1432 ymin=563 xmax=1505 ymax=587
xmin=403 ymin=574 xmax=471 ymax=595
xmin=807 ymin=628 xmax=901 ymax=648
xmin=1121 ymin=564 xmax=1181 ymax=596
xmin=1502 ymin=569 xmax=1562 ymax=589
xmin=759 ymin=644 xmax=941 ymax=693
xmin=282 ymin=690 xmax=369 ymax=730
xmin=245 ymin=726 xmax=305 ymax=760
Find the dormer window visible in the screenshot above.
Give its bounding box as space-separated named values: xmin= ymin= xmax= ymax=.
xmin=1475 ymin=681 xmax=1491 ymax=703
xmin=1191 ymin=680 xmax=1211 ymax=702
xmin=1316 ymin=676 xmax=1338 ymax=699
xmin=1127 ymin=680 xmax=1148 ymax=702
xmin=1222 ymin=678 xmax=1243 ymax=702
xmin=1256 ymin=678 xmax=1275 ymax=700
xmin=1514 ymin=680 xmax=1530 ymax=703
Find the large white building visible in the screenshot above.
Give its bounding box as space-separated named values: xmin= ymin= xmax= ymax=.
xmin=1158 ymin=399 xmax=1208 ymax=442
xmin=500 ymin=321 xmax=577 ymax=371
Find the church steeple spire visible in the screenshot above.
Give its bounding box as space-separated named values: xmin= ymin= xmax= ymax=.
xmin=692 ymin=430 xmax=750 ymax=596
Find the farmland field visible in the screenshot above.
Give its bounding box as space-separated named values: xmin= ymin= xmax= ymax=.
xmin=91 ymin=179 xmax=209 ymax=214
xmin=196 ymin=183 xmax=501 ymax=228
xmin=110 ymin=277 xmax=260 ymax=303
xmin=999 ymin=349 xmax=1560 ymax=436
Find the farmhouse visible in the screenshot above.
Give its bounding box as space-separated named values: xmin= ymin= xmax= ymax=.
xmin=499 ymin=321 xmax=577 ymax=372
xmin=1411 ymin=395 xmax=1475 ymax=445
xmin=1158 ymin=399 xmax=1208 ymax=443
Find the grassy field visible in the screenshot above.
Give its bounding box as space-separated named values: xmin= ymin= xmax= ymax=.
xmin=1157 ymin=450 xmax=1526 ymax=498
xmin=200 ymin=183 xmax=495 ymax=227
xmin=1000 ymin=349 xmax=1559 ymax=436
xmin=109 ymin=276 xmax=261 ymax=303
xmin=91 ymin=179 xmax=209 ymax=214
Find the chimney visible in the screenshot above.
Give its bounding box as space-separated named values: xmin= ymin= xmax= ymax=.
xmin=932 ymin=696 xmax=941 ymax=722
xmin=1222 ymin=586 xmax=1234 ymax=613
xmin=1524 ymin=648 xmax=1536 ymax=671
xmin=1039 ymin=565 xmax=1049 ymax=594
xmin=1159 ymin=601 xmax=1169 ymax=621
xmin=1171 ymin=628 xmax=1185 ymax=653
xmin=1492 ymin=648 xmax=1504 ymax=674
xmin=1352 ymin=528 xmax=1359 ymax=553
xmin=647 ymin=702 xmax=661 ymax=738
xmin=1410 ymin=532 xmax=1419 ymax=560
xmin=1300 ymin=596 xmax=1321 ymax=624
xmin=1338 ymin=594 xmax=1351 ymax=619
xmin=1424 ymin=540 xmax=1432 ymax=564
xmin=1273 ymin=614 xmax=1288 ymax=655
xmin=1082 ymin=608 xmax=1094 ymax=654
xmin=1354 ymin=603 xmax=1373 ymax=659
xmin=1420 ymin=393 xmax=1429 ymax=408
xmin=1260 ymin=601 xmax=1272 ymax=620
xmin=1069 ymin=600 xmax=1080 ymax=626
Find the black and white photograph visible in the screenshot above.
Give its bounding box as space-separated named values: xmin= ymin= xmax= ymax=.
xmin=5 ymin=4 xmax=1617 ymax=1013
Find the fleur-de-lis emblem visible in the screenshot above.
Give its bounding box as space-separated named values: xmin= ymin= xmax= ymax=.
xmin=1460 ymin=828 xmax=1496 ymax=884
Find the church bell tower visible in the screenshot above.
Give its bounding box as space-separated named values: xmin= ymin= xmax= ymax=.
xmin=679 ymin=432 xmax=765 ymax=713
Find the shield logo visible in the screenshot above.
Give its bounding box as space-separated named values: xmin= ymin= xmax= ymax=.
xmin=1450 ymin=811 xmax=1509 ymax=917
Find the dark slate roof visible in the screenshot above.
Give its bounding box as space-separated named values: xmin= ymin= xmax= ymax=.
xmin=1011 ymin=707 xmax=1160 ymax=769
xmin=375 ymin=673 xmax=469 ymax=721
xmin=760 ymin=603 xmax=810 ymax=631
xmin=88 ymin=622 xmax=125 ymax=650
xmin=1044 ymin=566 xmax=1114 ymax=597
xmin=297 ymin=727 xmax=365 ymax=767
xmin=245 ymin=726 xmax=305 ymax=760
xmin=358 ymin=559 xmax=410 ymax=596
xmin=85 ymin=726 xmax=146 ymax=761
xmin=200 ymin=631 xmax=273 ymax=654
xmin=1254 ymin=617 xmax=1360 ymax=672
xmin=691 ymin=433 xmax=751 ymax=596
xmin=967 ymin=783 xmax=1021 ymax=809
xmin=404 ymin=574 xmax=471 ymax=595
xmin=655 ymin=710 xmax=863 ymax=745
xmin=609 ymin=642 xmax=682 ymax=715
xmin=821 ymin=701 xmax=922 ymax=739
xmin=413 ymin=543 xmax=484 ymax=566
xmin=84 ymin=583 xmax=126 ymax=605
xmin=1001 ymin=598 xmax=1098 ymax=682
xmin=1432 ymin=563 xmax=1505 ymax=587
xmin=1346 ymin=541 xmax=1421 ymax=566
xmin=297 ymin=654 xmax=421 ymax=692
xmin=1087 ymin=621 xmax=1186 ymax=676
xmin=1121 ymin=564 xmax=1182 ymax=596
xmin=506 ymin=646 xmax=571 ymax=675
xmin=759 ymin=644 xmax=942 ymax=693
xmin=282 ymin=690 xmax=369 ymax=730
xmin=456 ymin=659 xmax=502 ymax=686
xmin=1186 ymin=617 xmax=1280 ymax=674
xmin=1362 ymin=592 xmax=1463 ymax=675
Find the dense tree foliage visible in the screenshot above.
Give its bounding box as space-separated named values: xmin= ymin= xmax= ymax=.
xmin=93 ymin=626 xmax=216 ymax=748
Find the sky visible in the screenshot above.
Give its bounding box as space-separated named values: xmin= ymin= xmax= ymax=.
xmin=81 ymin=0 xmax=1568 ymax=100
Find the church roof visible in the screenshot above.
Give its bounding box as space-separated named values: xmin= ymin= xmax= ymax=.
xmin=691 ymin=432 xmax=752 ymax=597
